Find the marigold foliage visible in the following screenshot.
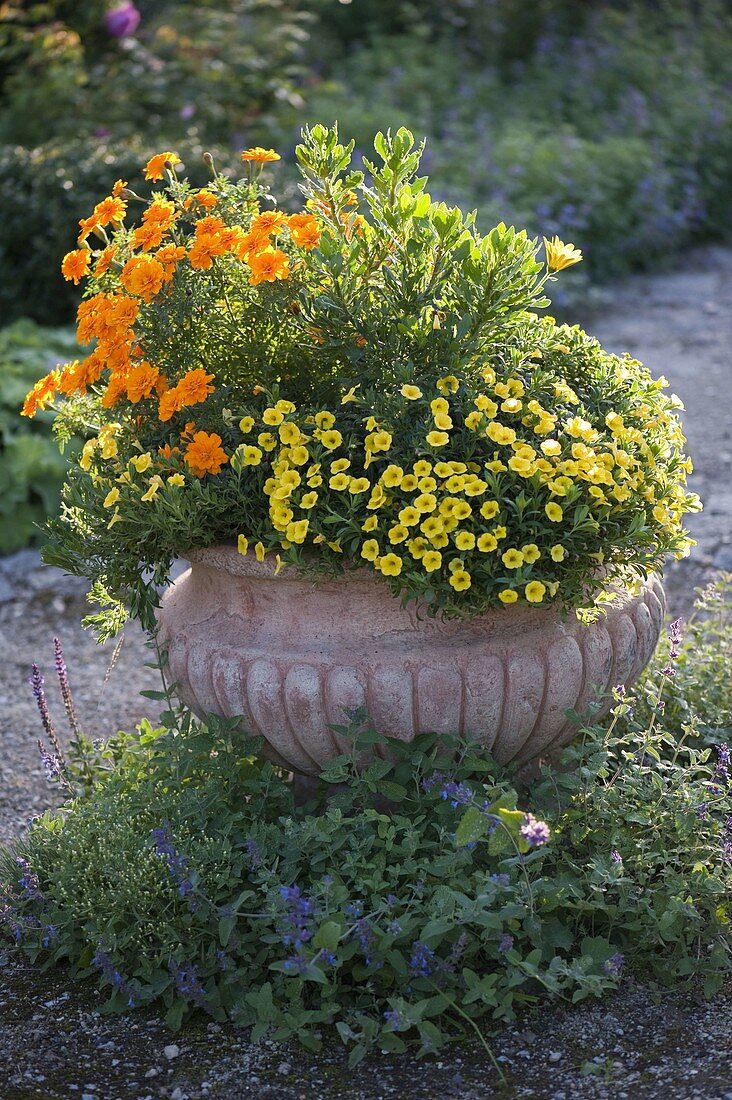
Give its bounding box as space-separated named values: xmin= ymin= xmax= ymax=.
xmin=31 ymin=124 xmax=700 ymax=634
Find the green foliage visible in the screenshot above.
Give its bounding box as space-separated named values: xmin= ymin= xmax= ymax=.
xmin=301 ymin=1 xmax=732 ymax=280
xmin=0 ymin=321 xmax=80 ymax=552
xmin=2 ymin=585 xmax=731 ymax=1062
xmin=0 ymin=1 xmax=310 ymax=148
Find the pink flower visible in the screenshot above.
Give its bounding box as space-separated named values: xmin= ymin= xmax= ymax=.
xmin=104 ymin=3 xmax=141 ymax=38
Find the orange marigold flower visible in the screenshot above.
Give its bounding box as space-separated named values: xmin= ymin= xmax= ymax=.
xmin=158 ymin=389 xmax=182 ymax=422
xmin=241 ymin=147 xmax=280 ymax=164
xmin=251 ymin=210 xmax=286 ymax=236
xmin=94 ymin=245 xmax=118 ymax=277
xmin=119 ymin=255 xmax=167 ymax=302
xmin=174 ymin=368 xmax=215 ymax=408
xmin=144 ymin=151 xmax=181 ymax=181
xmin=288 ymin=213 xmax=321 ymax=250
xmin=126 ymin=361 xmax=162 ymax=403
xmin=57 ymin=352 xmax=105 ymax=397
xmin=78 ymin=214 xmax=101 ymax=243
xmin=102 ymin=374 xmax=128 ymax=408
xmin=184 ymin=430 xmax=229 ymax=477
xmin=132 ymin=199 xmax=179 ymax=252
xmin=93 ymin=195 xmax=127 ymax=226
xmin=112 ymin=179 xmax=128 ymax=197
xmin=248 ymin=247 xmax=290 ymax=286
xmin=61 ymin=249 xmax=91 ymax=284
xmin=22 ymin=369 xmax=60 ymax=417
xmin=194 ymin=189 xmax=218 ymax=210
xmin=155 ymin=243 xmax=186 ymax=278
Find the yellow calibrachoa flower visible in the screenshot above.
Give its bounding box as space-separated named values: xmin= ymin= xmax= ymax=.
xmin=329 ymin=472 xmax=349 ymax=490
xmin=480 ymin=500 xmax=500 ymax=520
xmin=426 ymin=430 xmax=449 ymax=447
xmin=239 ymin=416 xmax=255 ymax=433
xmin=449 ymin=569 xmax=471 ymax=591
xmin=486 ymin=422 xmax=517 ymax=446
xmin=237 ymin=535 xmax=249 ymax=555
xmin=388 ymin=524 xmax=409 ymax=544
xmin=361 ymin=539 xmax=379 ymax=561
xmin=378 ymin=553 xmax=403 ymax=576
xmin=254 ymin=542 xmax=266 ymax=562
xmin=349 ymin=477 xmax=370 ymax=494
xmin=545 ymin=502 xmax=563 ymax=522
xmin=477 ymin=533 xmax=498 ymax=553
xmin=398 ymin=506 xmax=420 ymax=526
xmin=315 ymin=411 xmax=336 ymax=429
xmin=300 ymin=491 xmax=318 ymax=509
xmin=320 ymin=429 xmax=343 ymax=450
xmin=400 ymin=384 xmax=422 ymax=399
xmin=381 ymin=465 xmax=404 ymax=488
xmin=502 ymin=548 xmax=524 ymax=569
xmin=550 ymin=545 xmax=566 ymax=562
xmin=455 ymin=532 xmax=476 ymax=551
xmin=423 ymin=550 xmax=442 ymax=572
xmin=525 ymin=581 xmax=547 ymax=603
xmin=263 ymin=407 xmax=284 ymax=426
xmin=279 ymin=422 xmax=303 ymax=446
xmin=414 ymin=493 xmax=437 ymax=513
xmin=103 ymin=487 xmax=120 ymax=507
xmin=286 ymin=519 xmax=309 ymax=544
xmin=365 ymin=430 xmax=392 ymax=453
xmin=167 ymin=473 xmax=185 ymax=487
xmin=543 ymin=235 xmax=583 ymax=271
xmin=258 ymin=432 xmax=277 ymax=451
xmin=499 ymin=588 xmax=519 ymax=604
xmin=522 ymin=543 xmax=541 ymax=564
xmin=131 ymin=452 xmax=152 ymax=473
xmin=362 ymin=515 xmax=379 ymax=532
xmin=331 ymin=458 xmax=350 ymax=473
xmin=141 ymin=475 xmax=164 ymax=501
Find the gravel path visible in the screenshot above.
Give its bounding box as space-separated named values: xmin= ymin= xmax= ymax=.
xmin=1 ymin=244 xmax=731 ymax=1098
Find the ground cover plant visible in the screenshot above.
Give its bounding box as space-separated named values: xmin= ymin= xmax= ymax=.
xmin=24 ymin=126 xmax=699 ymax=640
xmin=0 ymin=320 xmax=80 ymax=553
xmin=1 ymin=581 xmax=730 ymax=1065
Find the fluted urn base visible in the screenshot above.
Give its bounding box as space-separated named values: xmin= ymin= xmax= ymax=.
xmin=156 ymin=545 xmax=665 ymax=775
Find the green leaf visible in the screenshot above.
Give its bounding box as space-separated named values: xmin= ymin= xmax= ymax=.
xmin=313 ymin=920 xmax=341 ymax=953
xmin=455 ymin=806 xmax=489 ymax=847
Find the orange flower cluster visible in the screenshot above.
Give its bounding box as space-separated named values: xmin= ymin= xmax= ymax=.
xmin=158 ymin=369 xmax=215 ymax=421
xmin=21 ymin=369 xmax=61 ymax=417
xmin=23 ymin=147 xmax=324 ymax=446
xmin=131 ymin=199 xmax=179 ymax=252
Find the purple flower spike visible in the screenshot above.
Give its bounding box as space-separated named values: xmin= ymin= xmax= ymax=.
xmin=29 ymin=665 xmax=56 ymax=742
xmin=104 ymin=3 xmax=141 ymax=38
xmin=53 ymin=637 xmax=80 ymax=737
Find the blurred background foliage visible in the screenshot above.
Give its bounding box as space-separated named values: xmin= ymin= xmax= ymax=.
xmin=0 ymin=0 xmax=730 ymax=548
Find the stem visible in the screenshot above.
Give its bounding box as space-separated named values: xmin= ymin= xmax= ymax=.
xmin=426 ymin=979 xmax=506 ymax=1084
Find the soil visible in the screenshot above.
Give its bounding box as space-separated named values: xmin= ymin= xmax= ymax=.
xmin=1 ymin=244 xmax=731 ymax=1098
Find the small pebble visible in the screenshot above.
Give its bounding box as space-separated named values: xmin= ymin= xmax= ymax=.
xmin=164 ymin=1044 xmax=180 ymax=1060
xmin=549 ymin=1051 xmax=562 ymax=1063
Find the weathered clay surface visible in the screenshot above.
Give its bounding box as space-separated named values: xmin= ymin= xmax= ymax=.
xmin=156 ymin=545 xmax=665 ymax=774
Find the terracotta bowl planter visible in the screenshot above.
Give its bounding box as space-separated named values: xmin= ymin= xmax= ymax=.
xmin=156 ymin=545 xmax=665 ymax=775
